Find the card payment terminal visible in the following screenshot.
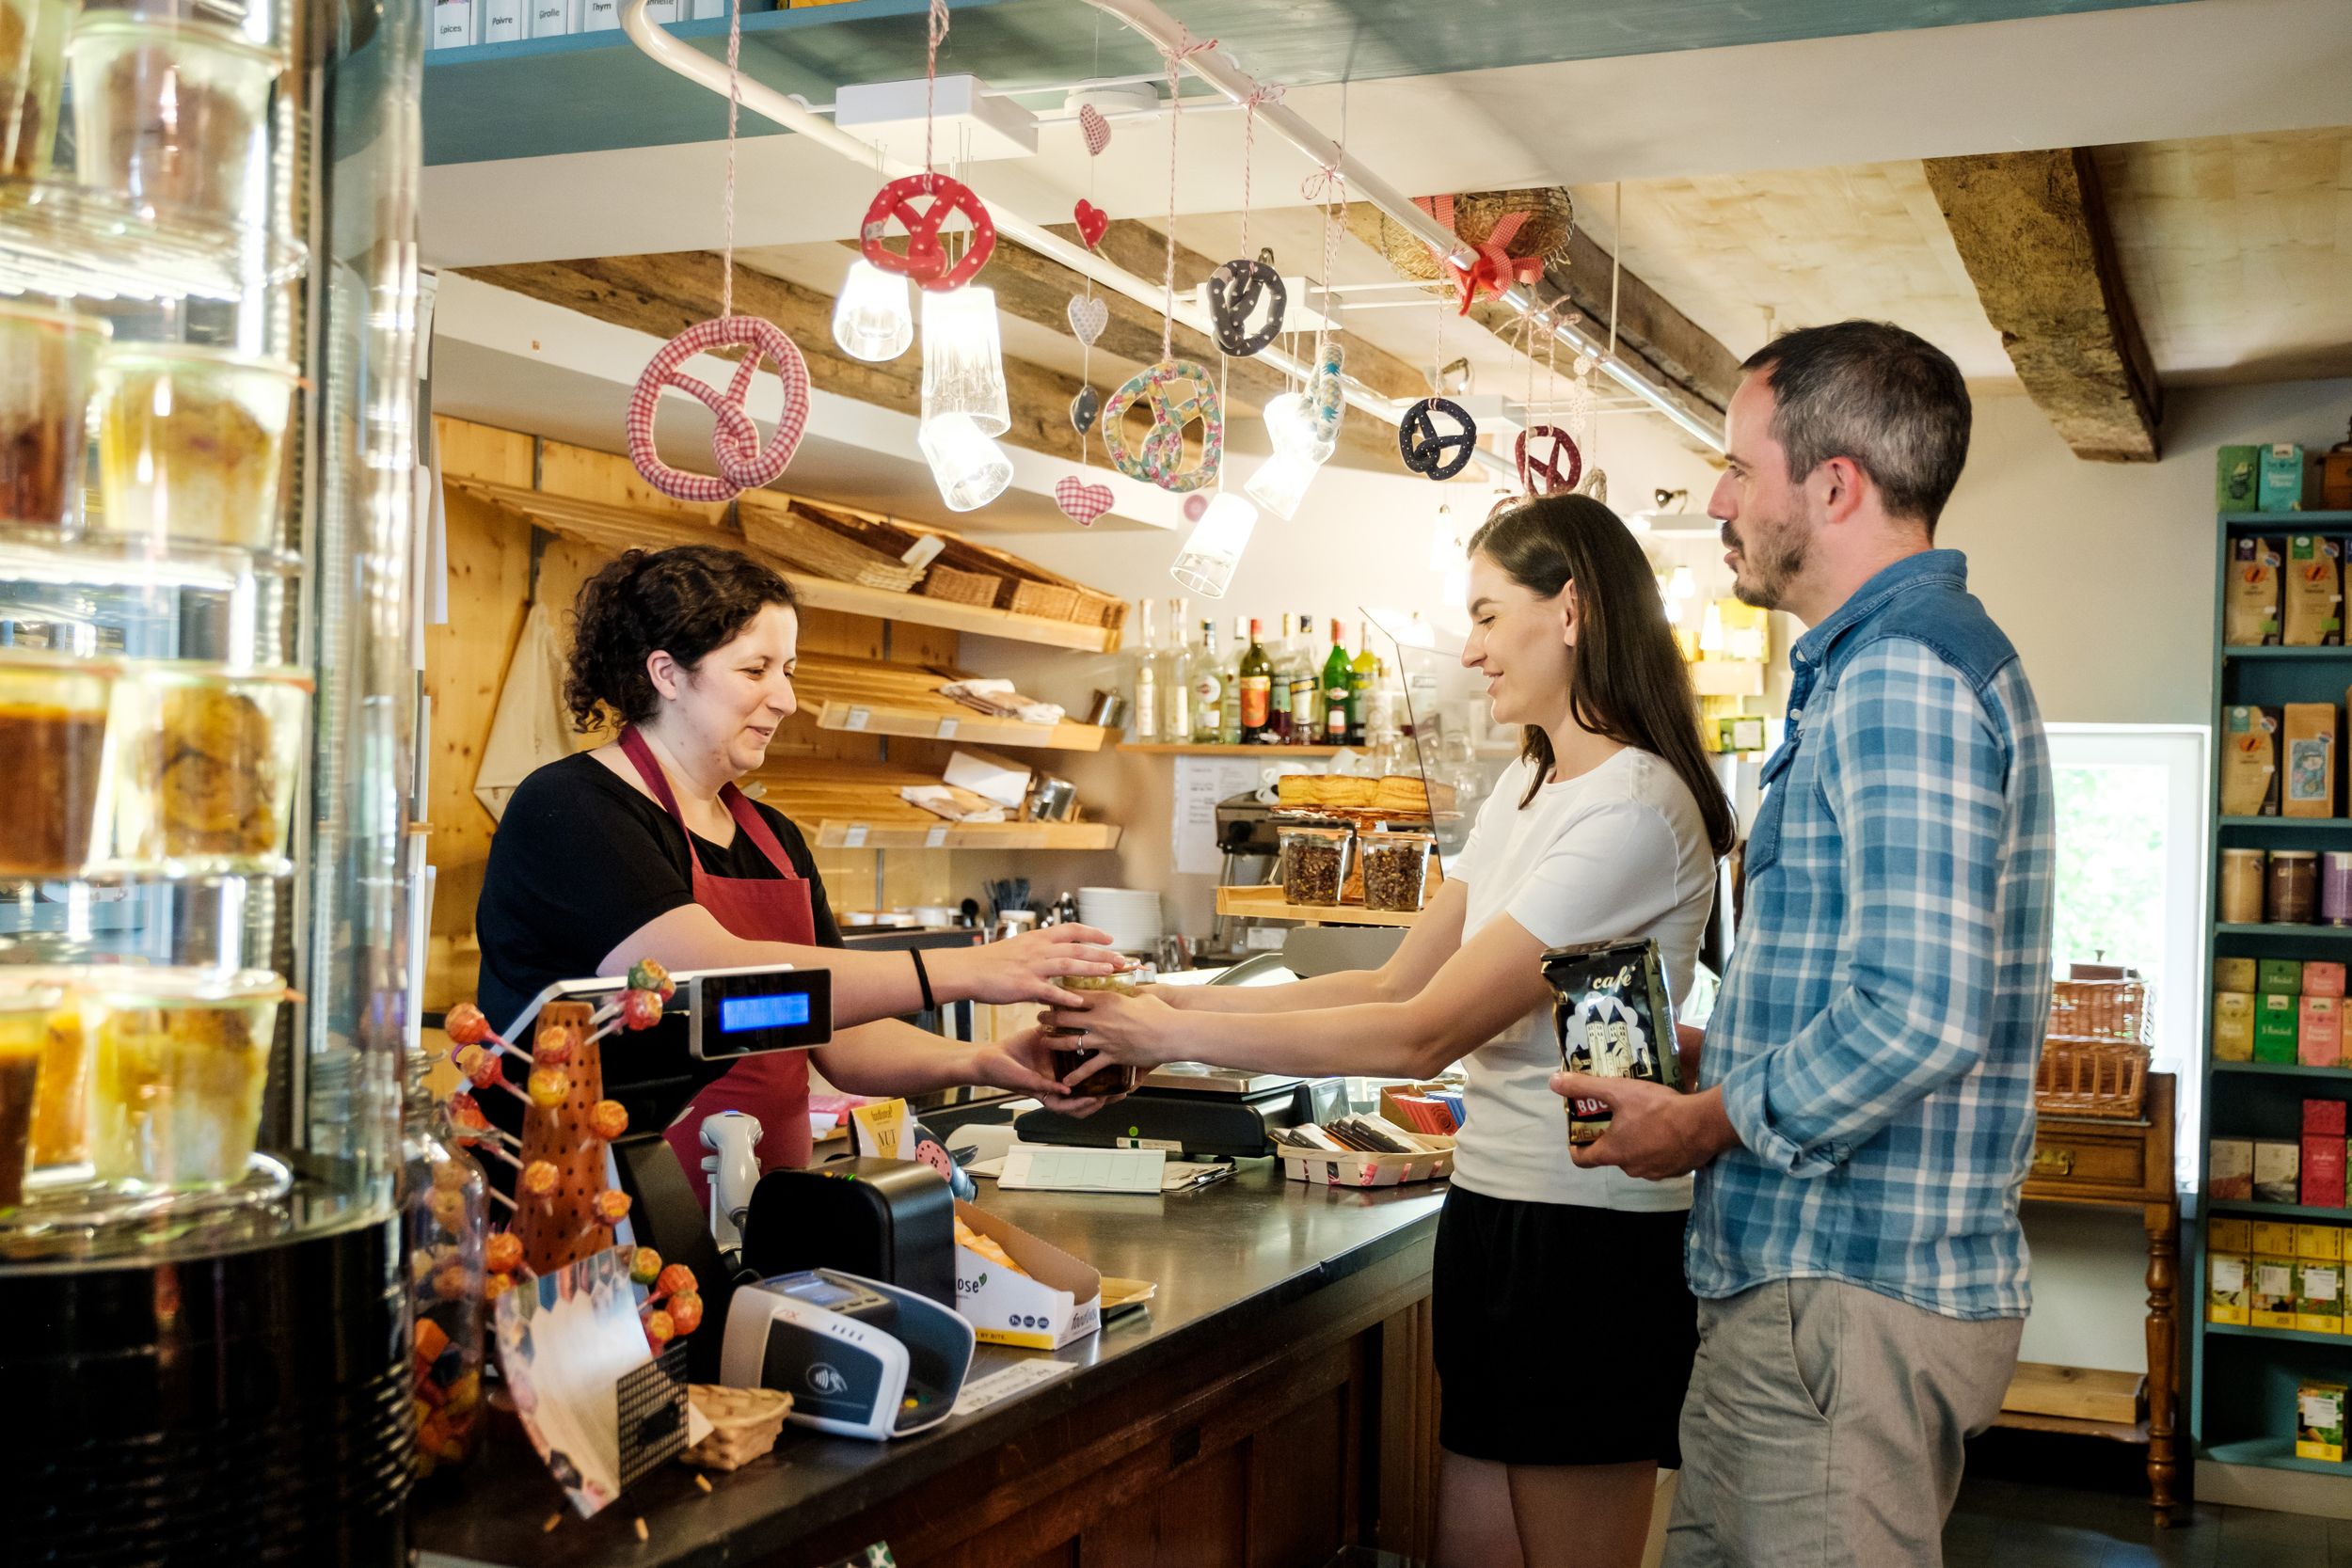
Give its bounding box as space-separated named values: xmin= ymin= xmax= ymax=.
xmin=720 ymin=1268 xmax=976 ymax=1440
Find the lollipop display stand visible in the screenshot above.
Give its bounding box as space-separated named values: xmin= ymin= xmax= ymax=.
xmin=513 ymin=1000 xmax=614 ymax=1275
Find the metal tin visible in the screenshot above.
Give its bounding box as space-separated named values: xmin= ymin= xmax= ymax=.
xmin=2219 ymin=847 xmax=2268 ymax=925
xmin=2327 ymin=854 xmax=2352 ymax=927
xmin=1025 ymin=774 xmax=1077 ymax=821
xmin=2271 ymin=850 xmax=2320 ymax=926
xmin=1541 ymin=937 xmax=1678 ymax=1148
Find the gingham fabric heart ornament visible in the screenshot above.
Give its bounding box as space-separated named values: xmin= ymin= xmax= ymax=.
xmin=1516 ymin=424 xmax=1582 ymax=496
xmin=1398 ymin=396 xmax=1476 ymax=482
xmin=1206 ymin=253 xmax=1286 ymax=357
xmin=627 ymin=315 xmax=811 ymax=502
xmin=1073 ymin=198 xmax=1110 ymax=250
xmin=860 ymin=172 xmax=997 ymax=292
xmin=1067 ymin=294 xmax=1107 ymax=347
xmin=1054 ymin=475 xmax=1114 ymax=526
xmin=1070 ymin=385 xmax=1100 ymax=435
xmin=1078 ymin=104 xmax=1111 ymax=156
xmin=1103 ymin=357 xmax=1223 ymax=494
xmin=1184 ymin=493 xmax=1209 ymax=522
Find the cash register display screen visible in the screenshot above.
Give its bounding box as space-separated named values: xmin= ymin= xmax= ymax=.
xmin=720 ymin=992 xmax=811 ymax=1032
xmin=783 ymin=1277 xmax=863 ymax=1309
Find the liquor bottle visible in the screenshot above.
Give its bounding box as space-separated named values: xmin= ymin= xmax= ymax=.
xmin=1162 ymin=597 xmax=1193 ymax=742
xmin=1289 ymin=608 xmax=1322 ymax=741
xmin=1267 ymin=613 xmax=1295 ymax=742
xmin=1131 ymin=598 xmax=1160 ymax=743
xmin=1222 ymin=616 xmax=1247 ymax=744
xmin=1238 ymin=618 xmax=1274 ymax=743
xmin=1346 ymin=622 xmax=1376 ymax=746
xmin=1192 ymin=620 xmax=1224 ymax=743
xmin=1321 ymin=619 xmax=1353 ymax=745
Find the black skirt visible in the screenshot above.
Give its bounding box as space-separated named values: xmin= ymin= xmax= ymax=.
xmin=1431 ymin=1185 xmax=1697 ymax=1466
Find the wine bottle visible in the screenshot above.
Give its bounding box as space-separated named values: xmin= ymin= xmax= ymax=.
xmin=1346 ymin=622 xmax=1376 ymax=747
xmin=1267 ymin=613 xmax=1295 ymax=742
xmin=1238 ymin=618 xmax=1273 ymax=743
xmin=1222 ymin=616 xmax=1247 ymax=744
xmin=1162 ymin=597 xmax=1193 ymax=742
xmin=1131 ymin=598 xmax=1159 ymax=742
xmin=1289 ymin=608 xmax=1322 ymax=741
xmin=1321 ymin=618 xmax=1353 ymax=745
xmin=1192 ymin=620 xmax=1223 ymax=743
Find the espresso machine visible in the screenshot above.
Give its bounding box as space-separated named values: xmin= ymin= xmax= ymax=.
xmin=1206 ymin=791 xmax=1283 ymax=961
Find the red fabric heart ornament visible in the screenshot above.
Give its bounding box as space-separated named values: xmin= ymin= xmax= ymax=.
xmin=1073 ymin=199 xmax=1110 ymax=250
xmin=1054 ymin=475 xmax=1115 ymax=526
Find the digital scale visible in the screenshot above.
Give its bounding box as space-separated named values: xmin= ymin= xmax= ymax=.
xmin=1014 ymin=1065 xmax=1345 ymax=1159
xmin=496 ymin=962 xmax=833 ymax=1060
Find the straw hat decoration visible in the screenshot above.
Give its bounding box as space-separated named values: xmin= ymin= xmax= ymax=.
xmin=1378 ymin=187 xmax=1576 ymax=315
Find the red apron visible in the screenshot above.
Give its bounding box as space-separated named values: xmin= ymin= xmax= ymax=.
xmin=619 ymin=725 xmax=817 ymax=1210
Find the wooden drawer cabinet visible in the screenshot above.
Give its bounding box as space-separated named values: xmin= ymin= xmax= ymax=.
xmin=2028 ymin=1120 xmax=2152 ymax=1195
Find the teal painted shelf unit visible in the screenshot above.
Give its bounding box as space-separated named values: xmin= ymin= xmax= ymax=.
xmin=2196 ymin=508 xmax=2352 ymax=1489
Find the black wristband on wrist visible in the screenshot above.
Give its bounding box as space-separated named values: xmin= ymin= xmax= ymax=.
xmin=910 ymin=948 xmax=937 ymax=1014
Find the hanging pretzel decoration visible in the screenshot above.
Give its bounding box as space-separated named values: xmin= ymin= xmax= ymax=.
xmin=1516 ymin=424 xmax=1581 ymax=496
xmin=1208 ymin=252 xmax=1286 ymax=357
xmin=860 ymin=172 xmax=996 ymax=292
xmin=1104 ymin=358 xmax=1224 ymax=493
xmin=1399 ymin=397 xmax=1476 ymax=481
xmin=1306 ymin=339 xmax=1346 ymax=449
xmin=628 ymin=0 xmax=810 ymax=500
xmin=628 ymin=317 xmax=811 ymax=503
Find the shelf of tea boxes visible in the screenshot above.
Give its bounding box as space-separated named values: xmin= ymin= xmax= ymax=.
xmin=2213 ymin=1060 xmax=2352 ymax=1084
xmin=2219 ymin=817 xmax=2352 ymax=832
xmin=1119 ymin=744 xmax=1353 ymax=758
xmin=2208 ymin=1199 xmax=2352 ymax=1223
xmin=2205 ymin=1323 xmax=2352 ymax=1351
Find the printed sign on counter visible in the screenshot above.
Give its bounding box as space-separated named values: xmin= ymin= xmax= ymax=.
xmin=1172 ymin=755 xmax=1266 ymax=877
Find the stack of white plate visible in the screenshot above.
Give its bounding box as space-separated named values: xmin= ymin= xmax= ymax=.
xmin=1077 ymin=886 xmax=1164 ymax=955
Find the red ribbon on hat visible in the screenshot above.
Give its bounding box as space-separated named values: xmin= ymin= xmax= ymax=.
xmin=1414 ymin=194 xmax=1546 ymax=315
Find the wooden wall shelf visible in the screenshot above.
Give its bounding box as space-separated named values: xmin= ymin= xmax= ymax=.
xmin=748 ymin=760 xmax=1119 ymax=853
xmin=1120 ymin=743 xmax=1353 ymax=757
xmin=1215 ymin=885 xmax=1423 ymax=928
xmin=794 ymin=654 xmax=1110 ymax=752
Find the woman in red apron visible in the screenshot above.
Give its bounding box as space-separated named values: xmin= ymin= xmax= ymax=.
xmin=473 ymin=545 xmax=1117 ymax=1208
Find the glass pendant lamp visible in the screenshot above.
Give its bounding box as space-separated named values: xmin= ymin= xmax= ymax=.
xmin=920 ymin=285 xmax=1009 ymax=436
xmin=918 ymin=411 xmax=1013 ymax=511
xmin=832 ymin=258 xmax=914 ymax=362
xmin=1244 ymin=451 xmax=1319 ymax=520
xmin=1168 ymin=492 xmax=1260 ymax=598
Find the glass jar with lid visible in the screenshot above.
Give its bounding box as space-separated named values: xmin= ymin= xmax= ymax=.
xmin=1279 ymin=824 xmax=1353 ymax=907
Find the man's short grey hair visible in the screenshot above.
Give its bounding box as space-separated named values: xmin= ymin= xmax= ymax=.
xmin=1741 ymin=321 xmax=1972 ymax=532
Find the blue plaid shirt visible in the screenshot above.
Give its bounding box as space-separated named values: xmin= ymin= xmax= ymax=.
xmin=1688 ymin=550 xmax=2055 ymax=1321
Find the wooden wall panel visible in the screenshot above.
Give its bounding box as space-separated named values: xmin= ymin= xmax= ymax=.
xmin=1079 ymin=1443 xmax=1248 ymax=1568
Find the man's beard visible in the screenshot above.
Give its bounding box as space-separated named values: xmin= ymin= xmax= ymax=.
xmin=1727 ymin=512 xmax=1809 ymax=610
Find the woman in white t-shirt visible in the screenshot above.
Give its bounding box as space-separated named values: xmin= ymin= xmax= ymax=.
xmin=1048 ymin=494 xmax=1738 ymax=1568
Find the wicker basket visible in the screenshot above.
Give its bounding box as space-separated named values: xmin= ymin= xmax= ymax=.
xmin=2036 ymin=976 xmax=2152 ymax=1118
xmin=737 ymin=496 xmax=928 ymax=592
xmin=1008 ymin=581 xmax=1081 ymax=622
xmin=923 ymin=562 xmax=1003 ymax=606
xmin=1379 ymin=187 xmax=1576 ymax=284
xmin=681 ymin=1384 xmax=793 ymax=1471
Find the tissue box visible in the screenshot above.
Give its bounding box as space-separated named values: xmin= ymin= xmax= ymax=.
xmin=953 ymin=1200 xmax=1102 ymax=1350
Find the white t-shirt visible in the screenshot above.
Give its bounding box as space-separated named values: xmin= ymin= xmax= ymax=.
xmin=1443 ymin=749 xmax=1717 ymax=1212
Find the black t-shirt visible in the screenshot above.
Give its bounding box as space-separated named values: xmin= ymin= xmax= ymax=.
xmin=472 ymin=752 xmax=842 ymax=1128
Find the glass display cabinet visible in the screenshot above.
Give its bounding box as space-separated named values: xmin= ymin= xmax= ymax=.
xmin=0 ymin=0 xmax=425 ymax=1559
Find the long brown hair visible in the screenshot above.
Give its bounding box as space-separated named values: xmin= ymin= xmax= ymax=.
xmin=1466 ymin=494 xmax=1737 ymax=856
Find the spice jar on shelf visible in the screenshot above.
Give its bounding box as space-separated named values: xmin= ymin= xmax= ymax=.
xmin=1279 ymin=824 xmax=1352 ymax=907
xmin=1360 ymin=831 xmax=1436 ymax=913
xmin=400 ymin=1052 xmax=487 ymax=1481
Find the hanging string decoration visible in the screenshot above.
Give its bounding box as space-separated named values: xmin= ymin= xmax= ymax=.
xmin=858 ymin=0 xmax=994 ymax=292
xmin=1207 ymin=84 xmax=1287 ymax=357
xmin=1069 ymin=385 xmax=1100 ymax=436
xmin=1072 ymin=198 xmax=1110 ymax=250
xmin=628 ymin=0 xmax=809 ymax=501
xmin=1399 ymin=397 xmax=1476 ymax=480
xmin=1066 ymin=295 xmax=1107 ymax=346
xmin=1104 ymin=359 xmax=1223 ymax=492
xmin=1078 ymin=103 xmax=1112 ymax=156
xmin=1106 ymin=26 xmax=1224 ymax=495
xmin=1306 ymin=338 xmax=1346 ymax=448
xmin=1053 ymin=474 xmax=1115 ymax=526
xmin=1515 ymin=425 xmax=1582 ymax=496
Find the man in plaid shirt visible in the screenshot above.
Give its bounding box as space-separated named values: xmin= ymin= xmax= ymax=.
xmin=1557 ymin=320 xmax=2054 ymax=1567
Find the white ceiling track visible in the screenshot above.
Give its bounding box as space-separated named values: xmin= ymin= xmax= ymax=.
xmin=1075 ymin=0 xmax=1724 ymax=454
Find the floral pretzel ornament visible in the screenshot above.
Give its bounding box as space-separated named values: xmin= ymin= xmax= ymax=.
xmin=1103 ymin=358 xmax=1223 ymax=494
xmin=626 ymin=315 xmax=811 ymax=503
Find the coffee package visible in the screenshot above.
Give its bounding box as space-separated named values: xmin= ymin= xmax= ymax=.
xmin=2286 ymin=535 xmax=2345 ymax=645
xmin=2283 ymin=703 xmax=2339 ymax=818
xmin=2221 ymin=706 xmax=2282 ymax=816
xmin=1543 ymin=937 xmax=1677 ymax=1148
xmin=2227 ymin=537 xmax=2283 ymax=645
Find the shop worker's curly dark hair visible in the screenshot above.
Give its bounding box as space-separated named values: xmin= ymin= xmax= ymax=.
xmin=564 ymin=544 xmax=797 ymax=733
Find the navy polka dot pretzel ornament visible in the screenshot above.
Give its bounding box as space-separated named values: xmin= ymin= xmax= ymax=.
xmin=1207 ymin=251 xmax=1286 ymax=357
xmin=1399 ymin=397 xmax=1477 ymax=481
xmin=1516 ymin=424 xmax=1582 ymax=497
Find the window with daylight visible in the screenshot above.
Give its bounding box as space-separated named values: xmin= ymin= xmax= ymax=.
xmin=2045 ymin=725 xmax=2209 ymax=1188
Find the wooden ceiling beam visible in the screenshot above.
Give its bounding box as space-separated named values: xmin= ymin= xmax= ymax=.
xmin=1341 ymin=201 xmax=1741 ymax=431
xmin=1923 ymin=148 xmax=2162 ymax=462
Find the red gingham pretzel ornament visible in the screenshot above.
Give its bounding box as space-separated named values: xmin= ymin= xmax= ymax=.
xmin=1515 ymin=424 xmax=1581 ymax=497
xmin=627 ymin=315 xmax=810 ymax=503
xmin=861 ymin=172 xmax=996 ymax=293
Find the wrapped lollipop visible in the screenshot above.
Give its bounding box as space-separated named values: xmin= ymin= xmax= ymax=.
xmin=588 ymin=1101 xmax=629 ymax=1142
xmin=446 ymin=1002 xmax=532 ymax=1068
xmin=584 ymin=986 xmax=669 ymax=1047
xmin=628 ymin=958 xmax=676 ymax=1002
